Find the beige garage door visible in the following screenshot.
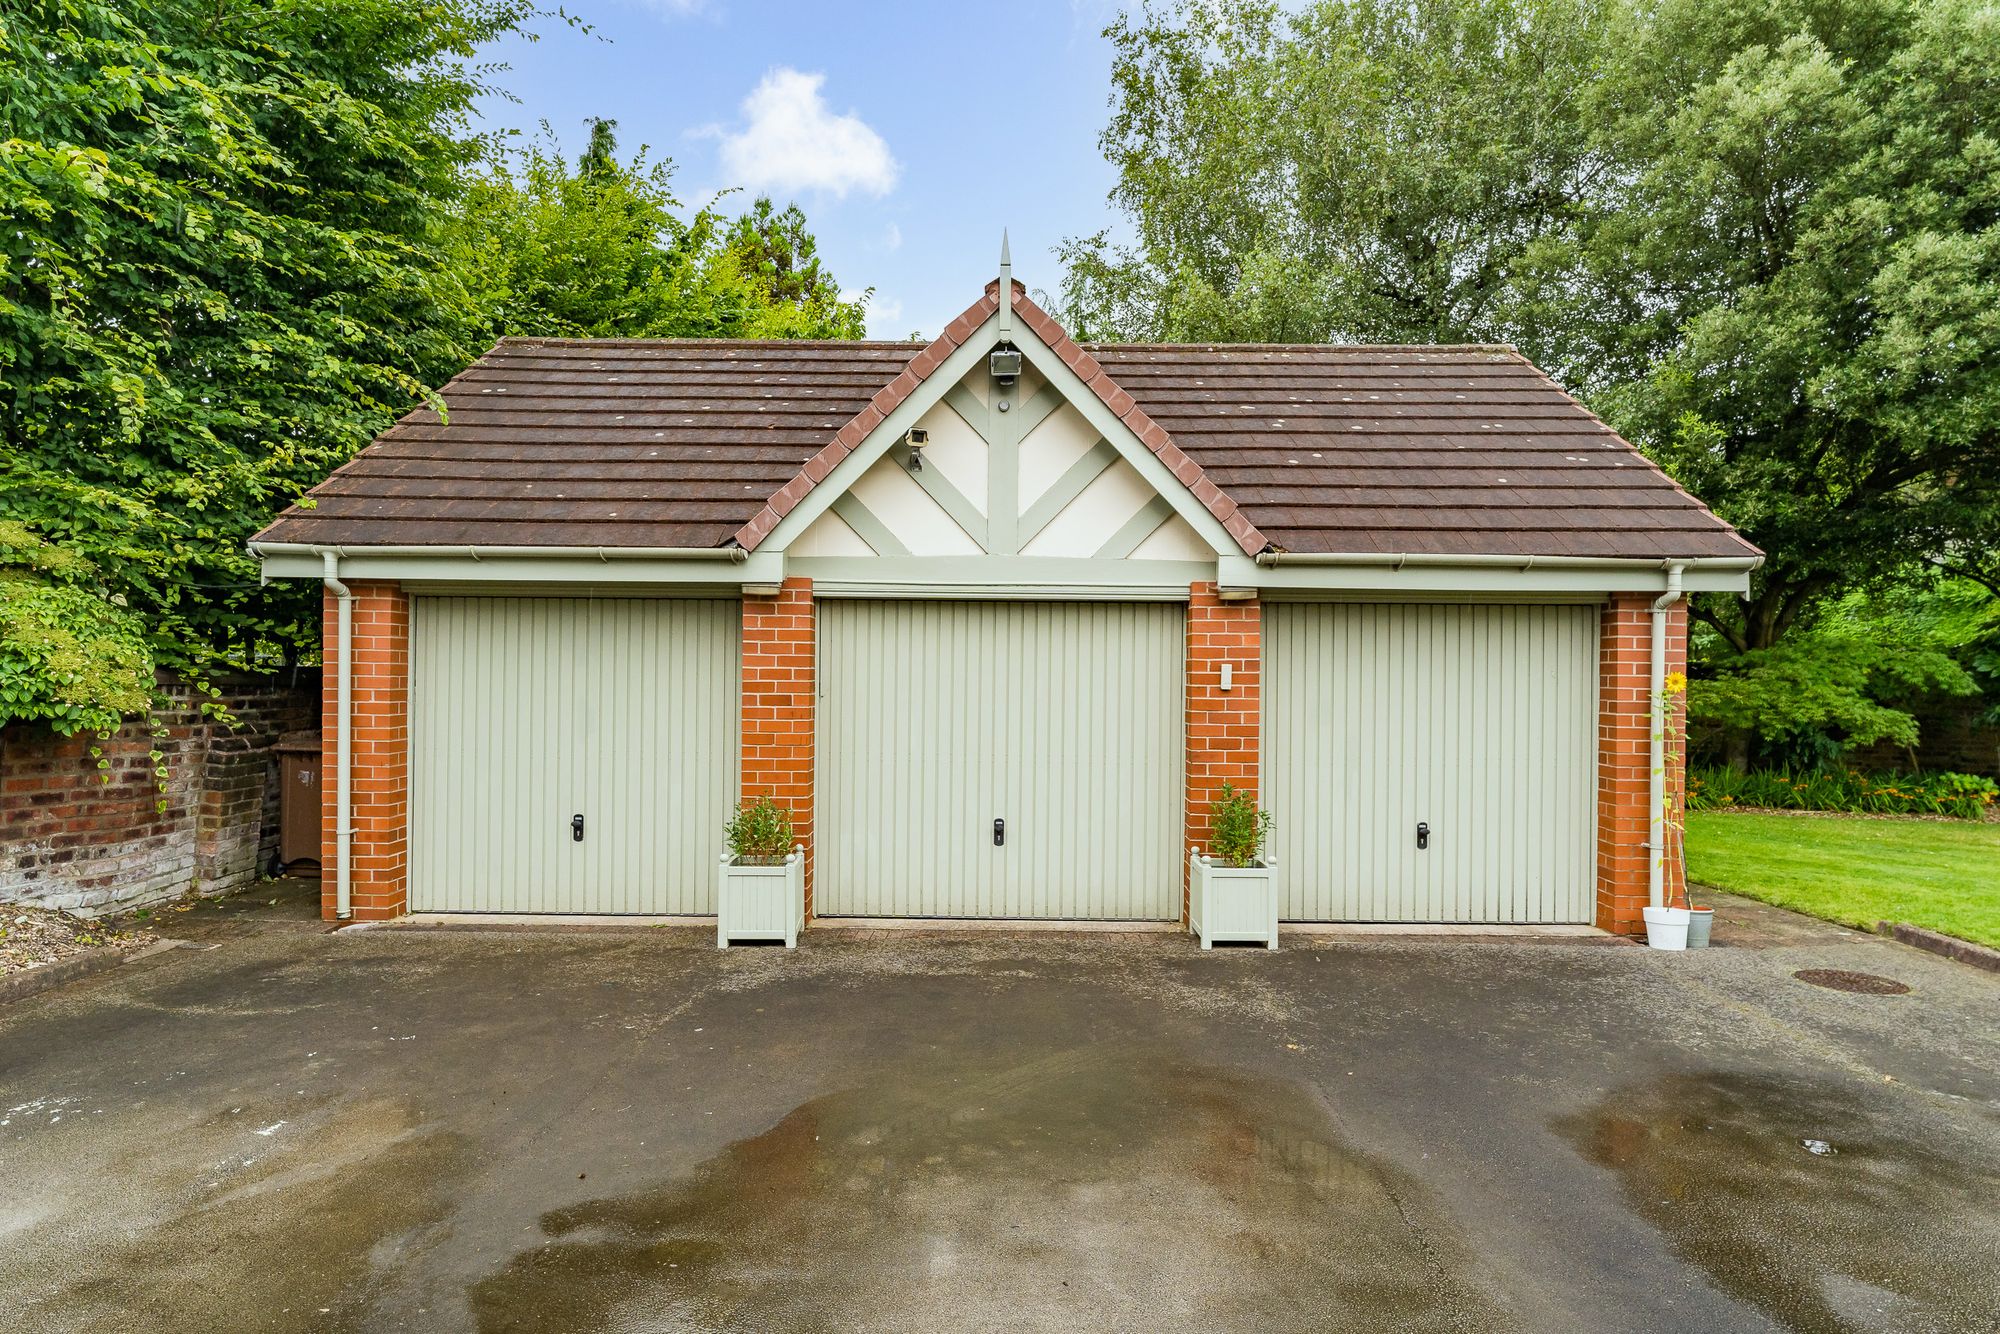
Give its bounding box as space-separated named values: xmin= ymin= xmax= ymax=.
xmin=409 ymin=596 xmax=737 ymax=913
xmin=1263 ymin=602 xmax=1598 ymax=923
xmin=816 ymin=600 xmax=1183 ymax=919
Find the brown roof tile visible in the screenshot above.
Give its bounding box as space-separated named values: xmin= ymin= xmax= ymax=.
xmin=254 ymin=300 xmax=1756 ymax=563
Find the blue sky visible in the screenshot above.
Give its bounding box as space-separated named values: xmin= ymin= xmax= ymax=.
xmin=473 ymin=1 xmax=1135 ymax=338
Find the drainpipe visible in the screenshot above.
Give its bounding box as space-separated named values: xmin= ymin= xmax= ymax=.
xmin=322 ymin=551 xmax=353 ymax=920
xmin=1648 ymin=562 xmax=1687 ymax=909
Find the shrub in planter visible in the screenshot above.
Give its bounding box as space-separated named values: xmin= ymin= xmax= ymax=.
xmin=718 ymin=795 xmax=803 ymax=948
xmin=1190 ymin=783 xmax=1279 ymax=950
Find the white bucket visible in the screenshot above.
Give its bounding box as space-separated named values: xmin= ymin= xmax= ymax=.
xmin=1643 ymin=905 xmax=1692 ymax=950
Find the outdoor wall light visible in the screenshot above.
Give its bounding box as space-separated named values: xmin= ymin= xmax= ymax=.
xmin=989 ymin=344 xmax=1023 ymax=386
xmin=904 ymin=426 xmax=928 ymax=471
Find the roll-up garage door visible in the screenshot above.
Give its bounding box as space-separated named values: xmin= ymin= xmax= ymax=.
xmin=816 ymin=600 xmax=1182 ymax=920
xmin=1263 ymin=602 xmax=1597 ymax=923
xmin=409 ymin=596 xmax=737 ymax=913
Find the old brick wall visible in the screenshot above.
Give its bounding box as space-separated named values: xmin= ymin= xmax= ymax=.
xmin=1 ymin=672 xmax=318 ymax=916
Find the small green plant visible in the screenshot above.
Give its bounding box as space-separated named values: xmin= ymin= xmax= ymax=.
xmin=724 ymin=795 xmax=794 ymax=865
xmin=1209 ymin=782 xmax=1273 ymax=868
xmin=1688 ymin=766 xmax=1998 ymax=821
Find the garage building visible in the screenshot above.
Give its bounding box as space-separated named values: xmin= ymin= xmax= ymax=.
xmin=251 ymin=258 xmax=1758 ymax=935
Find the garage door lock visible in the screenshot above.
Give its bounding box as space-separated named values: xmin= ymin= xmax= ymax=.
xmin=1416 ymin=821 xmax=1429 ymax=850
xmin=572 ymin=813 xmax=585 ymax=843
xmin=993 ymin=817 xmax=1005 ymax=847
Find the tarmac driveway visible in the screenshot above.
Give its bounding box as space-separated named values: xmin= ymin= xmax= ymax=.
xmin=2 ymin=896 xmax=1997 ymax=1333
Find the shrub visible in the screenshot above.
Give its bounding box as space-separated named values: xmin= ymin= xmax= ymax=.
xmin=724 ymin=795 xmax=794 ymax=864
xmin=1687 ymin=767 xmax=1997 ymax=821
xmin=1209 ymin=783 xmax=1274 ymax=867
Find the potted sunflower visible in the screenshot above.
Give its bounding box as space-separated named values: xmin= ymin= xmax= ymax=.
xmin=1189 ymin=783 xmax=1279 ymax=950
xmin=717 ymin=795 xmax=803 ymax=948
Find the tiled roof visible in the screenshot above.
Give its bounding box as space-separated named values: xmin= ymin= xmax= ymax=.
xmin=1089 ymin=344 xmax=1757 ymax=560
xmin=254 ymin=293 xmax=1755 ymax=562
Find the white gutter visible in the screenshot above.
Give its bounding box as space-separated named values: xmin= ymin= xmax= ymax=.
xmin=1253 ymin=550 xmax=1760 ymax=571
xmin=1648 ymin=562 xmax=1687 ymax=909
xmin=322 ymin=551 xmax=354 ymax=921
xmin=252 ymin=541 xmax=748 ymax=563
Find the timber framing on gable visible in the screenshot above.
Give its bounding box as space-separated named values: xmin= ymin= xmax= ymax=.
xmin=751 ymin=282 xmax=1255 ymax=574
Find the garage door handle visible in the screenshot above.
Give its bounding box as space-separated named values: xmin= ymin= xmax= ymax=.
xmin=572 ymin=813 xmax=585 ymax=843
xmin=1416 ymin=821 xmax=1429 ymax=850
xmin=993 ymin=817 xmax=1005 ymax=847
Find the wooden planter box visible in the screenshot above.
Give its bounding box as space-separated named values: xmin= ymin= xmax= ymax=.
xmin=717 ymin=845 xmax=805 ymax=948
xmin=1189 ymin=848 xmax=1279 ymax=950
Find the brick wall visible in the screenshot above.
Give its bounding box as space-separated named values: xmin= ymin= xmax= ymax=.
xmin=1184 ymin=584 xmax=1262 ymax=923
xmin=320 ymin=581 xmax=409 ymax=921
xmin=1 ymin=673 xmax=318 ymax=916
xmin=741 ymin=578 xmax=816 ymax=914
xmin=1598 ymin=595 xmax=1688 ymax=934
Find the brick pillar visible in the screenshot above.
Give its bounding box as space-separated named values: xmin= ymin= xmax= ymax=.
xmin=320 ymin=581 xmax=409 ymax=921
xmin=741 ymin=578 xmax=816 ymax=916
xmin=1597 ymin=595 xmax=1687 ymax=934
xmin=1184 ymin=583 xmax=1261 ymax=924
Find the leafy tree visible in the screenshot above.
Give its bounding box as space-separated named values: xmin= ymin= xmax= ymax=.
xmin=1582 ymin=0 xmax=2000 ymax=662
xmin=0 ymin=523 xmax=152 ymax=734
xmin=1066 ymin=0 xmax=2000 ymax=746
xmin=1058 ymin=0 xmax=1614 ymax=349
xmin=447 ymin=125 xmax=869 ymax=342
xmin=0 ymin=0 xmax=536 ymax=692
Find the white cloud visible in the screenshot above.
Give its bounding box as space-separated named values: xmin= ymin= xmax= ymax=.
xmin=712 ymin=68 xmax=898 ymax=199
xmin=871 ymin=297 xmax=904 ymax=327
xmin=883 ymin=222 xmax=902 ymax=251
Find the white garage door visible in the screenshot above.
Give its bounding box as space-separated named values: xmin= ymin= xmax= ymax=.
xmin=409 ymin=596 xmax=737 ymax=913
xmin=816 ymin=600 xmax=1182 ymax=920
xmin=1263 ymin=602 xmax=1597 ymax=923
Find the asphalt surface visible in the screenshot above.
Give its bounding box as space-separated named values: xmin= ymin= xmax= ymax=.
xmin=2 ymin=893 xmax=1996 ymax=1333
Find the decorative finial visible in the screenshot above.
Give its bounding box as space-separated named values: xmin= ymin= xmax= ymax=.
xmin=998 ymin=228 xmax=1013 ymax=334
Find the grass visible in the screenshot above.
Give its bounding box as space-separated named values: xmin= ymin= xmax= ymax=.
xmin=1685 ymin=810 xmax=2000 ymax=949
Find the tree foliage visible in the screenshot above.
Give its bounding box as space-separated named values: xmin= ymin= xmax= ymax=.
xmin=1059 ymin=0 xmax=1613 ymax=349
xmin=0 ymin=522 xmax=152 ymax=734
xmin=0 ymin=2 xmax=870 ymax=732
xmin=1068 ymin=0 xmax=2000 ymax=760
xmin=446 ymin=125 xmax=868 ymax=343
xmin=0 ymin=0 xmax=534 ymax=690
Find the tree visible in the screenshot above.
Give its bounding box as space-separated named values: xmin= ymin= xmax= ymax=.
xmin=1065 ymin=0 xmax=2000 ymax=768
xmin=447 ymin=125 xmax=869 ymax=342
xmin=1057 ymin=0 xmax=1615 ymax=351
xmin=0 ymin=0 xmax=536 ymax=693
xmin=1581 ymin=0 xmax=2000 ymax=667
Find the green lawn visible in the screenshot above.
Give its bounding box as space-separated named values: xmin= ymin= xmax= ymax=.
xmin=1686 ymin=811 xmax=2000 ymax=949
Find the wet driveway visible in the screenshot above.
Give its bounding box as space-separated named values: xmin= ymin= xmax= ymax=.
xmin=2 ymin=895 xmax=1997 ymax=1332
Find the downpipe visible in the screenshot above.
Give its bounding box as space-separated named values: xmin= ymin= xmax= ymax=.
xmin=1648 ymin=563 xmax=1687 ymax=909
xmin=322 ymin=551 xmax=353 ymax=920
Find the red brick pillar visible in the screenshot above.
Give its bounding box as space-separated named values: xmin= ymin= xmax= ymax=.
xmin=1184 ymin=583 xmax=1261 ymax=924
xmin=320 ymin=581 xmax=409 ymax=921
xmin=741 ymin=578 xmax=816 ymax=916
xmin=1597 ymin=595 xmax=1687 ymax=934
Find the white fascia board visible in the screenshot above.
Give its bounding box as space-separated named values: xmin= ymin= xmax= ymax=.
xmin=793 ymin=555 xmax=1213 ymax=599
xmin=1220 ymin=554 xmax=1753 ymax=595
xmin=256 ymin=546 xmax=785 ymax=586
xmin=758 ymin=329 xmax=998 ymax=552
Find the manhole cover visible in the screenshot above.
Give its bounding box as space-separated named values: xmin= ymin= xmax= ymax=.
xmin=1793 ymin=968 xmax=1911 ymax=995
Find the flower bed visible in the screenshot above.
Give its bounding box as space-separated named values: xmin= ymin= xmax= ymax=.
xmin=1687 ymin=766 xmax=1997 ymax=821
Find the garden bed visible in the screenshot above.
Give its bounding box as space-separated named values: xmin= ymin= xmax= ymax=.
xmin=1 ymin=906 xmax=155 ymax=976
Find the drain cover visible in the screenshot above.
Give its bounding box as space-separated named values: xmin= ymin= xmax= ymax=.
xmin=1793 ymin=968 xmax=1911 ymax=995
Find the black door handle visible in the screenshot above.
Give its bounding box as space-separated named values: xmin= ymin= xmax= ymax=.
xmin=571 ymin=813 xmax=585 ymax=843
xmin=993 ymin=817 xmax=1005 ymax=847
xmin=1416 ymin=821 xmax=1429 ymax=850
